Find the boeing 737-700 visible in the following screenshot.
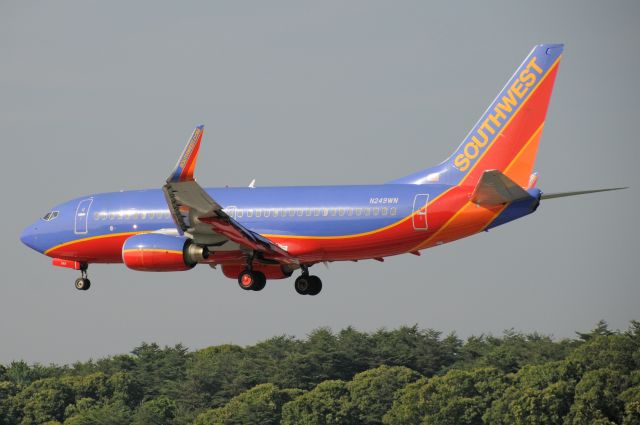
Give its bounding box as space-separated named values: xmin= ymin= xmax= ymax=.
xmin=20 ymin=44 xmax=625 ymax=295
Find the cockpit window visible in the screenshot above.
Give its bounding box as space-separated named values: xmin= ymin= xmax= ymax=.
xmin=42 ymin=211 xmax=59 ymax=221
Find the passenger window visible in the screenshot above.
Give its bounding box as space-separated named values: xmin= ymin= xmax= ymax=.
xmin=140 ymin=211 xmax=147 ymax=220
xmin=348 ymin=208 xmax=353 ymax=216
xmin=256 ymin=209 xmax=262 ymax=218
xmin=314 ymin=208 xmax=320 ymax=217
xmin=109 ymin=212 xmax=116 ymax=220
xmin=382 ymin=207 xmax=388 ymax=216
xmin=264 ymin=209 xmax=271 ymax=218
xmin=331 ymin=208 xmax=337 ymax=216
xmin=247 ymin=209 xmax=253 ymax=218
xmin=297 ymin=209 xmax=303 ymax=217
xmin=148 ymin=212 xmax=155 ymax=219
xmin=93 ymin=212 xmax=100 ymax=221
xmin=373 ymin=208 xmax=379 ymax=216
xmin=339 ymin=208 xmax=345 ymax=216
xmin=323 ymin=208 xmax=329 ymax=217
xmin=356 ymin=208 xmax=362 ymax=216
xmin=364 ymin=208 xmax=370 ymax=216
xmin=273 ymin=209 xmax=279 ymax=217
xmin=237 ymin=209 xmax=243 ymax=218
xmin=390 ymin=207 xmax=397 ymax=216
xmin=305 ymin=208 xmax=312 ymax=217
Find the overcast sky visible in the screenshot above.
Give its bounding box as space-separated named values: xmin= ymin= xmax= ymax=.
xmin=1 ymin=1 xmax=638 ymax=364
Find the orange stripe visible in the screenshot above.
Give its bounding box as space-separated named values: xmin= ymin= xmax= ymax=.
xmin=44 ymin=232 xmax=143 ymax=256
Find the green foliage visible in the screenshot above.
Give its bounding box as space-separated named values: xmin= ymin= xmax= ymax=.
xmin=0 ymin=321 xmax=639 ymax=425
xmin=193 ymin=383 xmax=300 ymax=425
xmin=384 ymin=367 xmax=507 ymax=425
xmin=0 ymin=380 xmax=18 ymax=425
xmin=13 ymin=378 xmax=74 ymax=424
xmin=63 ymin=401 xmax=131 ymax=425
xmin=347 ymin=365 xmax=422 ymax=425
xmin=131 ymin=396 xmax=177 ymax=425
xmin=281 ymin=380 xmax=355 ymax=425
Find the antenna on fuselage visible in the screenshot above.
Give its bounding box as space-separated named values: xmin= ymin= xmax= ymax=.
xmin=248 ymin=179 xmax=256 ymax=189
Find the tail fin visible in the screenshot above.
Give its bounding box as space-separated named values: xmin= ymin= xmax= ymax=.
xmin=389 ymin=44 xmax=564 ymax=187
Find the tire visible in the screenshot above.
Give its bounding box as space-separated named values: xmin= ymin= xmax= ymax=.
xmin=252 ymin=272 xmax=266 ymax=291
xmin=294 ymin=275 xmax=311 ymax=295
xmin=307 ymin=275 xmax=322 ymax=296
xmin=75 ymin=278 xmax=90 ymax=291
xmin=238 ymin=270 xmax=255 ymax=290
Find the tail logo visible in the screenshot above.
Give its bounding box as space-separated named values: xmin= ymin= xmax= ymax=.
xmin=453 ymin=57 xmax=544 ymax=172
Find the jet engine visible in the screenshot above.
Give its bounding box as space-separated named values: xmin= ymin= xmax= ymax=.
xmin=122 ymin=234 xmax=208 ymax=272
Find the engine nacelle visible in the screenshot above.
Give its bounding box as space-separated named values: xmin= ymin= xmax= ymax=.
xmin=221 ymin=264 xmax=293 ymax=280
xmin=122 ymin=234 xmax=208 ymax=272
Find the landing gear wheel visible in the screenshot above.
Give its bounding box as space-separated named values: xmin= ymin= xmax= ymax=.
xmin=252 ymin=272 xmax=266 ymax=291
xmin=307 ymin=275 xmax=322 ymax=296
xmin=238 ymin=270 xmax=266 ymax=291
xmin=75 ymin=278 xmax=91 ymax=291
xmin=295 ymin=274 xmax=322 ymax=295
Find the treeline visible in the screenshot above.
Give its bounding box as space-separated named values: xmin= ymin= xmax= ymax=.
xmin=0 ymin=320 xmax=639 ymax=424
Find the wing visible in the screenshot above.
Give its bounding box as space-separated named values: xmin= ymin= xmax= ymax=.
xmin=162 ymin=126 xmax=297 ymax=265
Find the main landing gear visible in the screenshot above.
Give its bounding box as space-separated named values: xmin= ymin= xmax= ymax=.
xmin=294 ymin=267 xmax=322 ymax=296
xmin=237 ymin=270 xmax=266 ymax=291
xmin=74 ymin=263 xmax=90 ymax=291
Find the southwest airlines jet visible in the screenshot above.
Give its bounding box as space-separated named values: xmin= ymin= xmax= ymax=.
xmin=20 ymin=44 xmax=625 ymax=295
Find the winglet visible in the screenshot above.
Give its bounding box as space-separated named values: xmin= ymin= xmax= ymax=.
xmin=167 ymin=125 xmax=204 ymax=183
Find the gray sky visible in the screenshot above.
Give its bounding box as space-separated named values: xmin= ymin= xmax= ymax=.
xmin=1 ymin=1 xmax=638 ymax=364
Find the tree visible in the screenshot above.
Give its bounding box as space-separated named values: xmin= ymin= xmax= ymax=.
xmin=565 ymin=368 xmax=628 ymax=424
xmin=130 ymin=343 xmax=188 ymax=400
xmin=281 ymin=380 xmax=355 ymax=425
xmin=131 ymin=396 xmax=177 ymax=425
xmin=193 ymin=383 xmax=301 ymax=425
xmin=13 ymin=378 xmax=74 ymax=425
xmin=63 ymin=401 xmax=131 ymax=425
xmin=483 ymin=361 xmax=578 ymax=425
xmin=106 ymin=372 xmax=144 ymax=410
xmin=347 ymin=365 xmax=422 ymax=425
xmin=0 ymin=380 xmax=18 ymax=425
xmin=384 ymin=367 xmax=507 ymax=425
xmin=183 ymin=344 xmax=246 ymax=409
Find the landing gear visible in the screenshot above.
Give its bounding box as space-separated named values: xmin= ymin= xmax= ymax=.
xmin=75 ymin=277 xmax=91 ymax=291
xmin=237 ymin=270 xmax=266 ymax=291
xmin=294 ymin=274 xmax=322 ymax=296
xmin=75 ymin=263 xmax=90 ymax=291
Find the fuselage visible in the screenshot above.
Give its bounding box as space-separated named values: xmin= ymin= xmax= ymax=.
xmin=20 ymin=183 xmax=541 ymax=266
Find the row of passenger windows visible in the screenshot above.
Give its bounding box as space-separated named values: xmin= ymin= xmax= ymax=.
xmin=225 ymin=206 xmax=398 ymax=219
xmin=93 ymin=211 xmax=171 ymax=221
xmin=92 ymin=207 xmax=399 ymax=222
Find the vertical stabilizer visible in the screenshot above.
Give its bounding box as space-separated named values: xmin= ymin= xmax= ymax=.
xmin=389 ymin=44 xmax=563 ymax=188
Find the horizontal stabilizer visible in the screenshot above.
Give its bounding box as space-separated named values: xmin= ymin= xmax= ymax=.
xmin=541 ymin=187 xmax=628 ymax=200
xmin=471 ymin=170 xmax=533 ymax=206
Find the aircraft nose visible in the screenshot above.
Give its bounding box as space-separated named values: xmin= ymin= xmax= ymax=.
xmin=20 ymin=224 xmax=41 ymax=252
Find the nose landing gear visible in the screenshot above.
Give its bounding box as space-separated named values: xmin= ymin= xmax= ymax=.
xmin=74 ymin=263 xmax=90 ymax=291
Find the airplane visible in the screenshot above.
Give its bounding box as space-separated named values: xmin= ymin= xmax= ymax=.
xmin=20 ymin=44 xmax=626 ymax=295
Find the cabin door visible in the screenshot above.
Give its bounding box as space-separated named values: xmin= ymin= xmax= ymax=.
xmin=412 ymin=194 xmax=429 ymax=230
xmin=74 ymin=198 xmax=93 ymax=235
